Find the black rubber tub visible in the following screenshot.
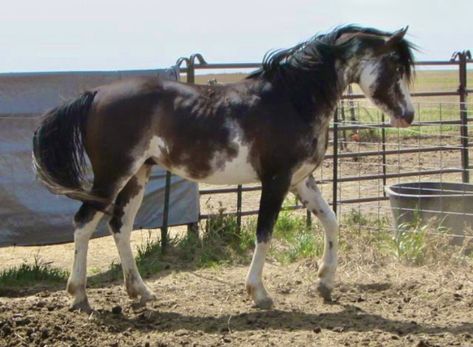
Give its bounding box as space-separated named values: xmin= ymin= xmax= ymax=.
xmin=385 ymin=182 xmax=473 ymax=244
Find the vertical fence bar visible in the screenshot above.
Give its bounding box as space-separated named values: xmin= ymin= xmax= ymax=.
xmin=381 ymin=112 xmax=387 ymax=196
xmin=187 ymin=60 xmax=195 ymax=84
xmin=185 ymin=58 xmax=200 ymax=237
xmin=458 ymin=51 xmax=470 ymax=183
xmin=348 ymin=85 xmax=356 ymax=123
xmin=340 ymin=99 xmax=347 ymax=150
xmin=236 ymin=184 xmax=243 ymax=232
xmin=161 ymin=171 xmax=172 ymax=253
xmin=159 ymin=57 xmax=192 ymax=251
xmin=332 ymin=108 xmax=339 ymax=214
xmin=306 ymin=209 xmax=312 ymax=228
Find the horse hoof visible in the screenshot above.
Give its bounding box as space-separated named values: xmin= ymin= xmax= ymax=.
xmin=255 ymin=297 xmax=274 ymax=310
xmin=316 ymin=281 xmax=332 ymax=302
xmin=140 ymin=292 xmax=157 ymax=305
xmin=69 ymin=300 xmax=93 ymax=314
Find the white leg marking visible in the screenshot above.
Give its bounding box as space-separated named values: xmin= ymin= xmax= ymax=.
xmin=67 ymin=212 xmax=103 ymax=311
xmin=111 ymin=166 xmax=156 ymax=304
xmin=246 ymin=241 xmax=273 ymax=309
xmin=295 ymin=177 xmax=338 ymax=300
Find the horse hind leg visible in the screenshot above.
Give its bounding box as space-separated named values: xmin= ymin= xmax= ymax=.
xmin=67 ymin=203 xmax=104 ymax=313
xmin=109 ymin=164 xmax=156 ymax=305
xmin=67 ymin=161 xmax=146 ymax=312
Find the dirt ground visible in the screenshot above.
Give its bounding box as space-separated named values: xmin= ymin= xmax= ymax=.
xmin=1 ymin=260 xmax=472 ymax=347
xmin=1 ymin=144 xmax=463 ymax=276
xmin=1 ymin=119 xmax=472 ymax=346
xmin=0 ymin=228 xmax=179 ymax=274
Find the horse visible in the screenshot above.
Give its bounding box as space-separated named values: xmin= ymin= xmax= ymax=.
xmin=32 ymin=25 xmax=415 ymax=313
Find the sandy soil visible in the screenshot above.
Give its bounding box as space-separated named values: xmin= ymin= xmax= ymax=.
xmin=0 ymin=228 xmax=182 ymax=275
xmin=1 ymin=126 xmax=472 ymax=346
xmin=1 ymin=261 xmax=472 ymax=347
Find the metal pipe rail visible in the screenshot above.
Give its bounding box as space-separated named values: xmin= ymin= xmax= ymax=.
xmin=171 ymin=51 xmax=472 ymax=231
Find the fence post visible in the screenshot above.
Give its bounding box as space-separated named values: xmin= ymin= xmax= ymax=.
xmin=453 ymin=50 xmax=471 ymax=183
xmin=180 ymin=55 xmax=202 ymax=237
xmin=236 ymin=185 xmax=243 ymax=232
xmin=187 ymin=54 xmax=207 ymax=85
xmin=332 ymin=108 xmax=339 ymax=214
xmin=187 ymin=58 xmax=195 ymax=84
xmin=340 ymin=98 xmax=347 ymax=150
xmin=161 ymin=171 xmax=172 ymax=253
xmin=306 ymin=209 xmax=312 ymax=228
xmin=381 ymin=112 xmax=387 ymax=196
xmin=159 ymin=57 xmax=193 ymax=251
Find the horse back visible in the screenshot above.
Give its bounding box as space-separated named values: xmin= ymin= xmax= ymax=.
xmin=84 ymin=76 xmax=318 ymax=185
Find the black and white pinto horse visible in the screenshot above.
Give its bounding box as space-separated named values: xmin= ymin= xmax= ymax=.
xmin=33 ymin=25 xmax=415 ymax=312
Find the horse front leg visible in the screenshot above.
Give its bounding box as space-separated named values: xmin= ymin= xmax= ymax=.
xmin=294 ymin=175 xmax=338 ymax=301
xmin=246 ymin=173 xmax=291 ymax=309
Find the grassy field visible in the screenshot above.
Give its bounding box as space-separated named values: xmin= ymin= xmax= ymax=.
xmin=187 ymin=69 xmax=472 ymax=137
xmin=190 ymin=69 xmax=472 ymax=97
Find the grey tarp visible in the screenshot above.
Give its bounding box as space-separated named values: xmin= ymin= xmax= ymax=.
xmin=0 ymin=68 xmax=200 ymax=247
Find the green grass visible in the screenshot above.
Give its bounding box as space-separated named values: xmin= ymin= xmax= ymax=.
xmin=345 ymin=101 xmax=464 ymax=141
xmin=3 ymin=203 xmax=471 ymax=289
xmin=194 ymin=70 xmax=471 ymax=139
xmin=178 ymin=213 xmax=256 ymax=268
xmin=0 ymin=256 xmax=69 ymax=290
xmin=194 ymin=70 xmax=472 ymax=99
xmin=340 ymin=208 xmax=472 ymax=266
xmin=392 ymin=223 xmax=429 ymax=265
xmin=271 ymin=207 xmax=323 ymax=264
xmin=136 ymin=237 xmax=165 ymax=275
xmin=90 ymin=234 xmax=167 ymax=284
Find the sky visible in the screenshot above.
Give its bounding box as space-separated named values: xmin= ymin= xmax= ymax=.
xmin=0 ymin=0 xmax=471 ymax=73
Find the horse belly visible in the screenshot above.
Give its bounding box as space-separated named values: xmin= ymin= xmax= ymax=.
xmin=198 ymin=143 xmax=259 ymax=185
xmin=147 ymin=136 xmax=259 ymax=185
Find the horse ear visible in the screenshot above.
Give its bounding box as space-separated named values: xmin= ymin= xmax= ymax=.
xmin=386 ymin=26 xmax=408 ymax=47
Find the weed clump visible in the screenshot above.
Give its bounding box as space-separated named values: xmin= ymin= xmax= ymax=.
xmin=0 ymin=256 xmax=68 ymax=292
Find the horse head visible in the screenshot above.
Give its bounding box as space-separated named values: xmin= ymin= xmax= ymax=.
xmin=346 ymin=27 xmax=415 ymax=127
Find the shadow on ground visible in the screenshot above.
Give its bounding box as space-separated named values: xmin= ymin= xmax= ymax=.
xmin=91 ymin=303 xmax=473 ymax=337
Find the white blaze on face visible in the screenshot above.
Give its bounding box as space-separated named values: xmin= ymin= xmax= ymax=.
xmin=358 ymin=60 xmax=392 ymax=114
xmin=358 ymin=60 xmax=380 ymax=99
xmin=358 ymin=59 xmax=414 ymax=127
xmin=399 ymin=76 xmax=414 ymax=115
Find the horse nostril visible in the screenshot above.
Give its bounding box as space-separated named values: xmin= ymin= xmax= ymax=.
xmin=403 ymin=110 xmax=414 ymax=124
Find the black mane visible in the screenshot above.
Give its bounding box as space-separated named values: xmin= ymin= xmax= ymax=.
xmin=247 ymin=25 xmax=415 ymax=117
xmin=248 ymin=25 xmax=415 ymax=81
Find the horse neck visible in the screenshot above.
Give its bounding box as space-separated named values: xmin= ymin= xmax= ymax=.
xmin=270 ymin=60 xmax=348 ymax=121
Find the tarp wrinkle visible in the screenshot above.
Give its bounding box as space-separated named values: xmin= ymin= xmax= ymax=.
xmin=0 ymin=67 xmax=199 ymax=247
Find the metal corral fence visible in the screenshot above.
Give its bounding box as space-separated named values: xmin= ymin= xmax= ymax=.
xmin=160 ymin=51 xmax=473 ymax=246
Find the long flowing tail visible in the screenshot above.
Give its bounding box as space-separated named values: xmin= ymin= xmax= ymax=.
xmin=32 ymin=91 xmax=105 ymax=204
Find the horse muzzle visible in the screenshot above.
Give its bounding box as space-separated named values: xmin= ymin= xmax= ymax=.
xmin=391 ymin=110 xmax=414 ymax=128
